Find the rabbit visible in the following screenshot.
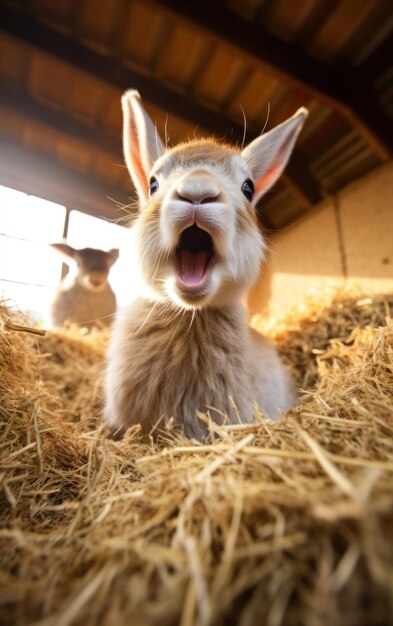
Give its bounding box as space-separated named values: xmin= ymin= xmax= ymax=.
xmin=50 ymin=243 xmax=119 ymax=329
xmin=103 ymin=90 xmax=308 ymax=441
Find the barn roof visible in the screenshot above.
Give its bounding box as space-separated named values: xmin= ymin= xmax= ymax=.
xmin=0 ymin=0 xmax=392 ymax=228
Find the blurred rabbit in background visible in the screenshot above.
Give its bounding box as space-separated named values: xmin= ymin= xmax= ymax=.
xmin=50 ymin=243 xmax=119 ymax=330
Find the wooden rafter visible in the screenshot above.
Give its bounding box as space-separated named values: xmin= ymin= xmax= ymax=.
xmin=0 ymin=4 xmax=249 ymax=142
xmin=0 ymin=84 xmax=121 ymax=156
xmin=1 ymin=82 xmax=321 ymax=216
xmin=0 ymin=3 xmax=322 ymax=209
xmin=357 ymin=33 xmax=393 ymax=85
xmin=151 ymin=0 xmax=393 ymax=160
xmin=0 ymin=137 xmax=130 ymax=220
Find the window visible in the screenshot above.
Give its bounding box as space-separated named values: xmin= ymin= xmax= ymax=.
xmin=0 ymin=185 xmax=66 ymax=322
xmin=0 ymin=185 xmax=132 ymax=324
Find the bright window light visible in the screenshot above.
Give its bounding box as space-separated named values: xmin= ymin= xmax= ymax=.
xmin=0 ymin=185 xmax=66 ymax=323
xmin=67 ymin=209 xmax=129 ymax=251
xmin=1 ymin=186 xmax=136 ymax=323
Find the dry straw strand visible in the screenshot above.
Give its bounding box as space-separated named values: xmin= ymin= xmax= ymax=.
xmin=1 ymin=287 xmax=393 ymax=625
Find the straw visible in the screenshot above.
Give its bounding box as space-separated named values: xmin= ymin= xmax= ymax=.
xmin=1 ymin=287 xmax=393 ymax=625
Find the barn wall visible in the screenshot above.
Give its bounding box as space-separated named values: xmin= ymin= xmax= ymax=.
xmin=248 ymin=161 xmax=393 ymax=316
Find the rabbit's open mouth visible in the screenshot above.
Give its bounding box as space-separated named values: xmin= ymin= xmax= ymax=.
xmin=175 ymin=224 xmax=215 ymax=291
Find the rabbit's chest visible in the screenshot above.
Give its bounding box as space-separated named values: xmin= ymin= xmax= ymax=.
xmin=126 ymin=307 xmax=257 ymax=424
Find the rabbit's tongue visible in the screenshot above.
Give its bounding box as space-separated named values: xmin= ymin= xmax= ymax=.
xmin=179 ymin=250 xmax=210 ymax=286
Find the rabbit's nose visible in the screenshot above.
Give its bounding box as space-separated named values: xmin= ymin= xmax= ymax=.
xmin=175 ymin=175 xmax=221 ymax=205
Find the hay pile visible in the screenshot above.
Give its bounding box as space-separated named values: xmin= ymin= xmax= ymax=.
xmin=1 ymin=288 xmax=393 ymax=626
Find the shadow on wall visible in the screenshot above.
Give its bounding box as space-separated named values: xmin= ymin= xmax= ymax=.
xmin=248 ymin=162 xmax=393 ymax=316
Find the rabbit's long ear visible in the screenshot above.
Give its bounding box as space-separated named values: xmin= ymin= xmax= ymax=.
xmin=50 ymin=243 xmax=76 ymax=259
xmin=107 ymin=248 xmax=120 ymax=266
xmin=122 ymin=90 xmax=165 ymax=204
xmin=241 ymin=108 xmax=308 ymax=205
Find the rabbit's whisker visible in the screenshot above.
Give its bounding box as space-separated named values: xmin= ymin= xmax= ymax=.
xmin=103 ymin=89 xmax=307 ymax=440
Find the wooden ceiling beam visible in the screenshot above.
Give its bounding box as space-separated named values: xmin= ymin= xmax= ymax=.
xmin=0 ymin=137 xmax=130 ymax=221
xmin=0 ymin=84 xmax=121 ymax=156
xmin=356 ymin=33 xmax=393 ymax=85
xmin=0 ymin=84 xmax=321 ymax=214
xmin=151 ymin=0 xmax=393 ymax=160
xmin=285 ymin=156 xmax=323 ymax=208
xmin=0 ymin=4 xmax=323 ymax=209
xmin=0 ymin=4 xmax=241 ymax=141
xmin=291 ymin=0 xmax=341 ymax=47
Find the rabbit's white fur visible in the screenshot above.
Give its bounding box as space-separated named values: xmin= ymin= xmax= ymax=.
xmin=104 ymin=91 xmax=308 ymax=440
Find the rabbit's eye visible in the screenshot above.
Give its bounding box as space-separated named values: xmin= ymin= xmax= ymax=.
xmin=149 ymin=177 xmax=159 ymax=196
xmin=241 ymin=179 xmax=254 ymax=202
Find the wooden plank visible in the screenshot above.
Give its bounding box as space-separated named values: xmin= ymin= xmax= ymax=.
xmin=151 ymin=0 xmax=392 ymax=159
xmin=0 ymin=137 xmax=130 ymax=221
xmin=285 ymin=156 xmax=322 ymax=207
xmin=1 ymin=83 xmax=322 ymax=212
xmin=357 ymin=32 xmax=393 ymax=84
xmin=0 ymin=7 xmax=323 ymax=208
xmin=293 ymin=0 xmax=341 ymax=46
xmin=0 ymin=84 xmax=121 ymax=156
xmin=0 ymin=4 xmax=242 ymax=142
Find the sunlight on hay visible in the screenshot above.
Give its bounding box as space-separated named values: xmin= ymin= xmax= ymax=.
xmin=1 ymin=286 xmax=393 ymax=626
